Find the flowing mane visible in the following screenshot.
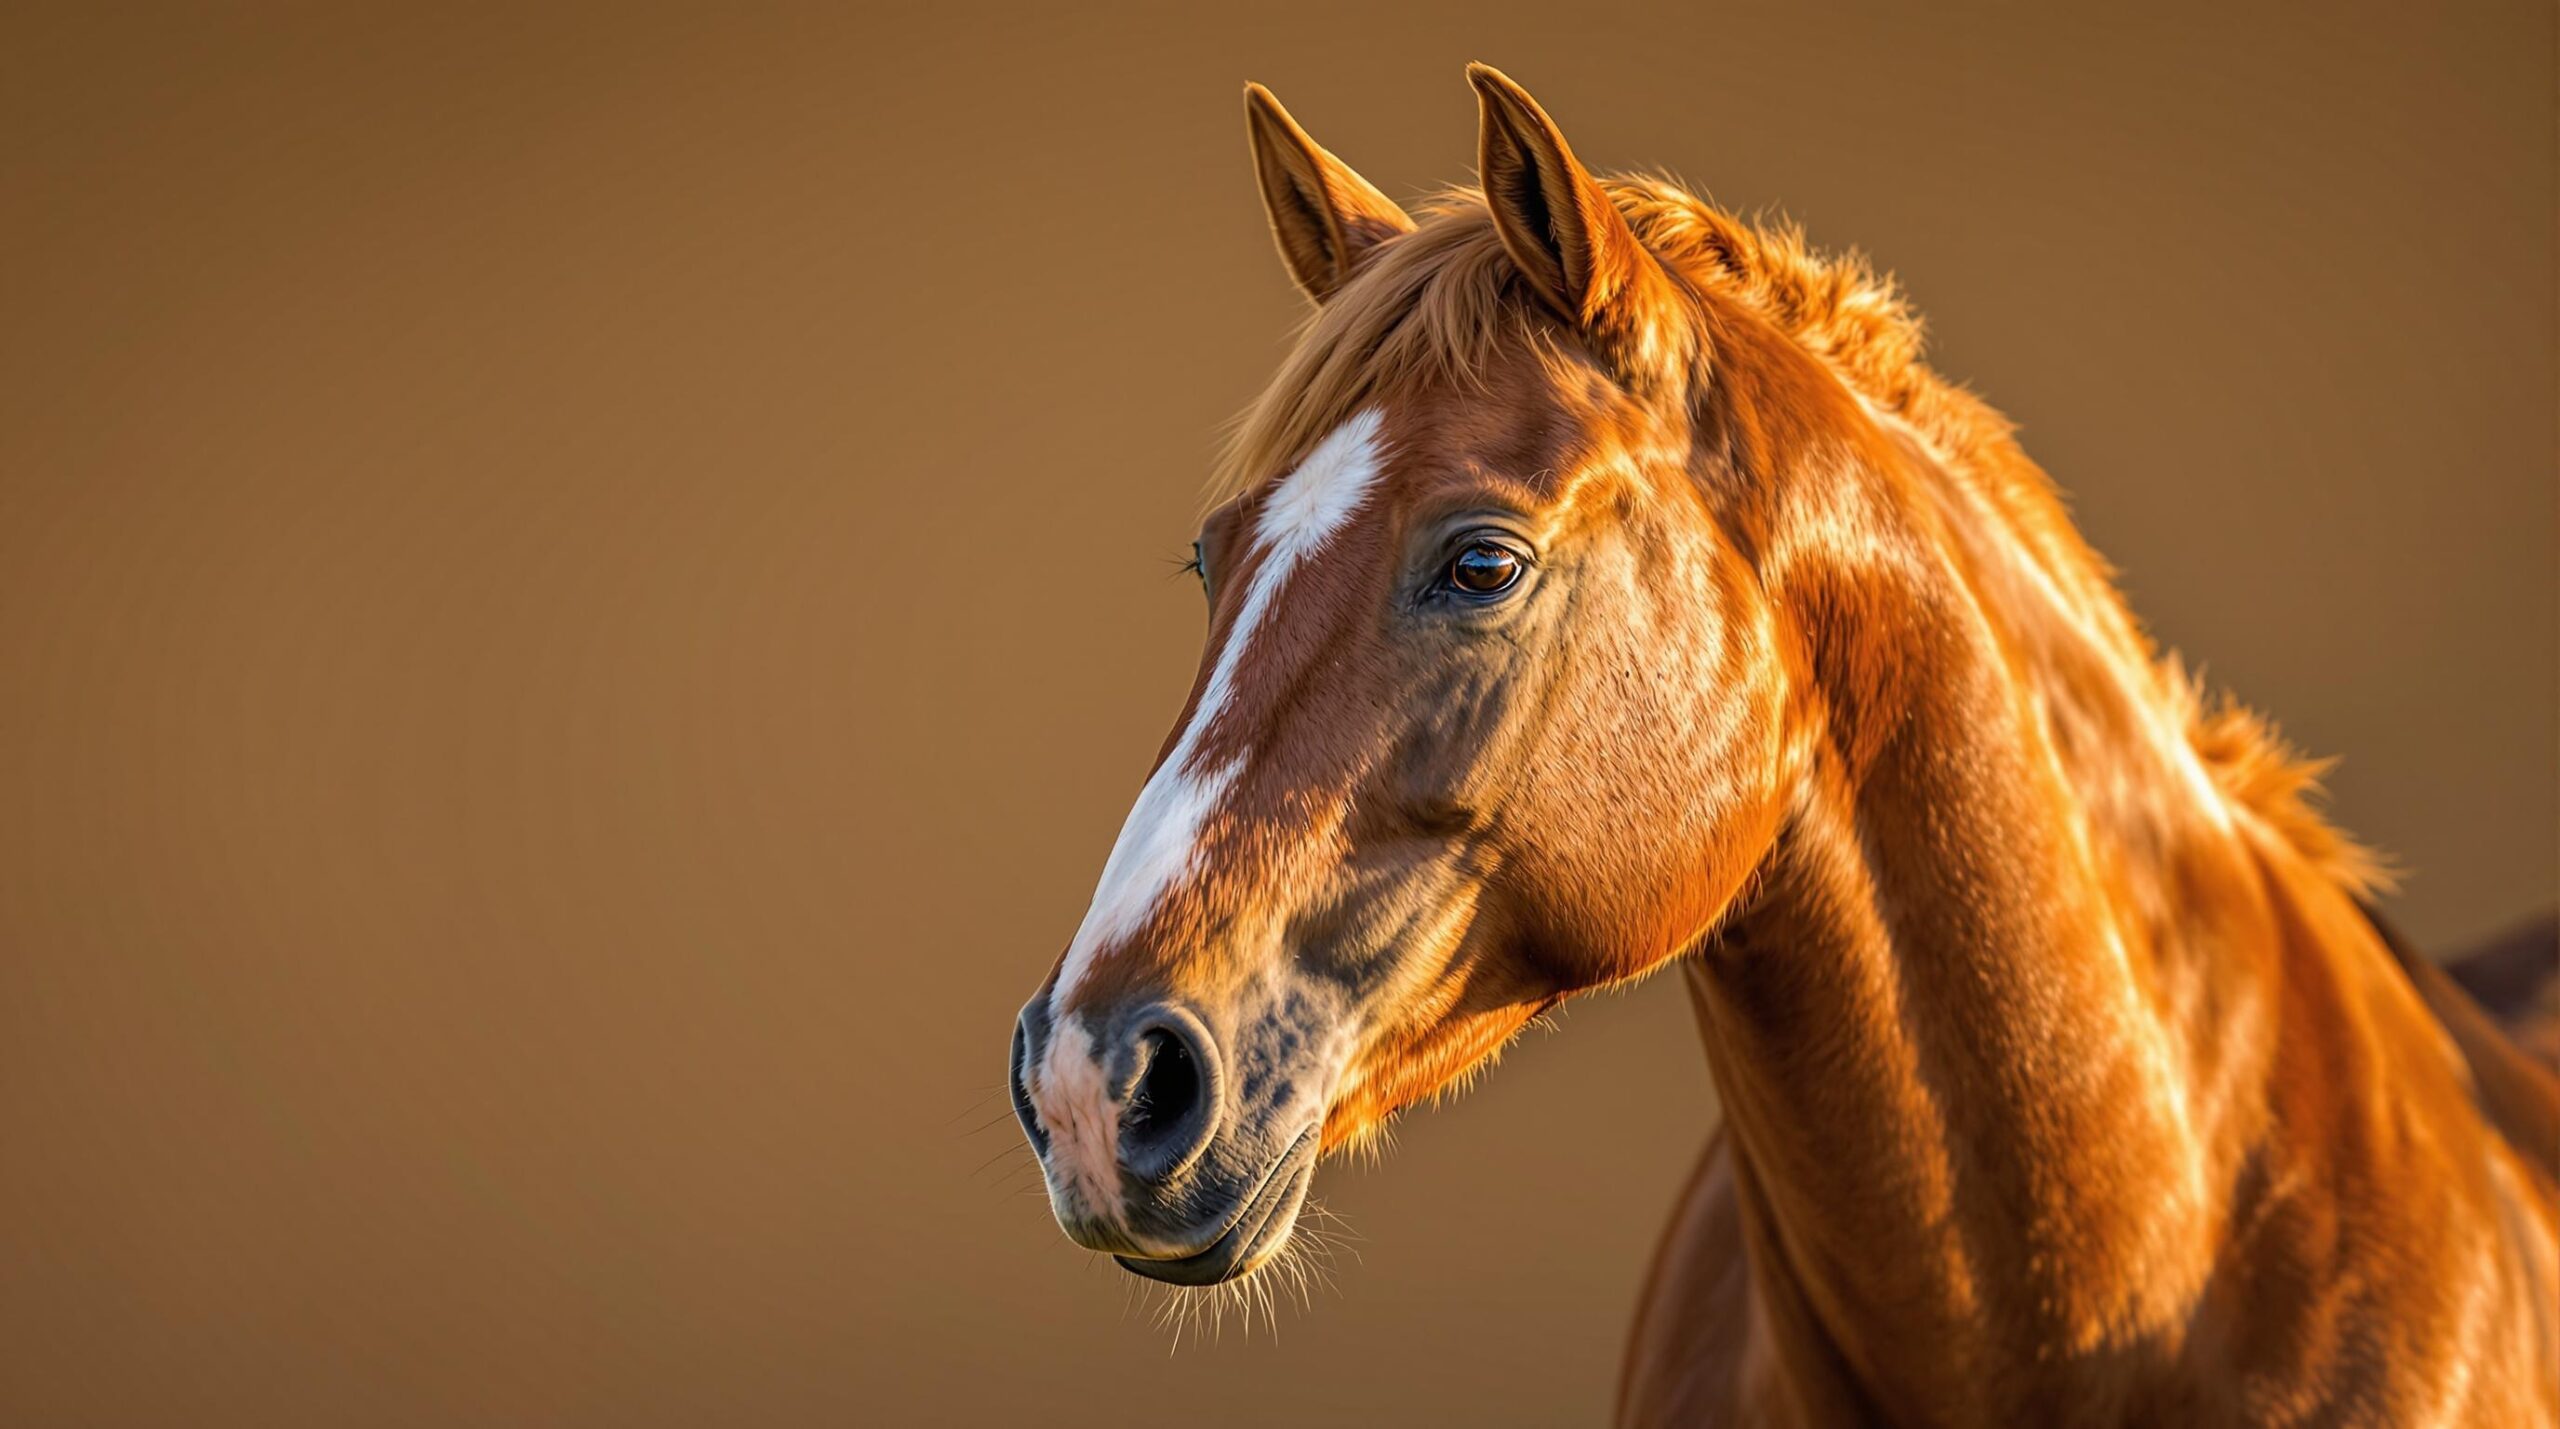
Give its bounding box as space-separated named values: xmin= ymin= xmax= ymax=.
xmin=1216 ymin=175 xmax=2383 ymax=895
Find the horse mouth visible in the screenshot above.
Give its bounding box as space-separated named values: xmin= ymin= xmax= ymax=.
xmin=1114 ymin=1128 xmax=1318 ymax=1287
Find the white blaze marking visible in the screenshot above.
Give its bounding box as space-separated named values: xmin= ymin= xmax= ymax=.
xmin=1049 ymin=409 xmax=1386 ymax=1019
xmin=1034 ymin=1016 xmax=1121 ymax=1212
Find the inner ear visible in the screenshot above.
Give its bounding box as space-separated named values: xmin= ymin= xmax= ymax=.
xmin=1261 ymin=161 xmax=1345 ymax=287
xmin=1477 ymin=111 xmax=1577 ymax=307
xmin=1467 ymin=63 xmax=1693 ymax=391
xmin=1470 ymin=65 xmax=1621 ymax=322
xmin=1507 ymin=162 xmax=1557 ymax=253
xmin=1243 ymin=83 xmax=1415 ymax=303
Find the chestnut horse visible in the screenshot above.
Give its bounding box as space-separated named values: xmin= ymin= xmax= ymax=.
xmin=1005 ymin=66 xmax=2560 ymax=1425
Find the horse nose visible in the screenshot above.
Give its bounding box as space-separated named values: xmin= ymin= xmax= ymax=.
xmin=1008 ymin=1006 xmax=1051 ymax=1158
xmin=1014 ymin=997 xmax=1225 ymax=1200
xmin=1115 ymin=1005 xmax=1223 ymax=1183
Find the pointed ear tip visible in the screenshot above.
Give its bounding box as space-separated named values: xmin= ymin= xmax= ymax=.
xmin=1467 ymin=66 xmax=1546 ymax=133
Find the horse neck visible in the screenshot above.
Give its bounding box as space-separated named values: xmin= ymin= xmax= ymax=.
xmin=1686 ymin=376 xmax=2391 ymax=1416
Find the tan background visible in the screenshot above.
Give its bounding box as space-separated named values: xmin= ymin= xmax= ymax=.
xmin=3 ymin=2 xmax=2551 ymax=1424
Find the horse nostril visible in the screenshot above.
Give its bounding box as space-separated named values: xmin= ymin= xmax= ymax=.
xmin=1010 ymin=1011 xmax=1049 ymax=1158
xmin=1118 ymin=1014 xmax=1220 ymax=1182
xmin=1127 ymin=1030 xmax=1198 ymax=1138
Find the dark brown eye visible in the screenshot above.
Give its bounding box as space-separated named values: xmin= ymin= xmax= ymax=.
xmin=1447 ymin=542 xmax=1522 ymax=597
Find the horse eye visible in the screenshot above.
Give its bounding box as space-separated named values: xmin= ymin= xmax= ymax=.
xmin=1446 ymin=542 xmax=1522 ymax=597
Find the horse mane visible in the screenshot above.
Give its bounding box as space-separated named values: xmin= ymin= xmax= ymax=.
xmin=1215 ymin=176 xmax=2384 ymax=896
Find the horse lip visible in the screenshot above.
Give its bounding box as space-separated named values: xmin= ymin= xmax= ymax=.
xmin=1114 ymin=1128 xmax=1318 ymax=1287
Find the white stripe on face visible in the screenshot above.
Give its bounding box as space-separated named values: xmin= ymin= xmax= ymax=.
xmin=1034 ymin=1016 xmax=1119 ymax=1214
xmin=1048 ymin=409 xmax=1387 ymax=1020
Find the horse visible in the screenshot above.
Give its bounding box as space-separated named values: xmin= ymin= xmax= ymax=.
xmin=1004 ymin=65 xmax=2560 ymax=1425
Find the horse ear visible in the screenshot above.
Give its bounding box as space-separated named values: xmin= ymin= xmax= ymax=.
xmin=1243 ymin=83 xmax=1415 ymax=304
xmin=1467 ymin=64 xmax=1684 ymax=383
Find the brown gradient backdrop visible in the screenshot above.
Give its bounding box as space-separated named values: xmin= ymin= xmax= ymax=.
xmin=2 ymin=2 xmax=2551 ymax=1425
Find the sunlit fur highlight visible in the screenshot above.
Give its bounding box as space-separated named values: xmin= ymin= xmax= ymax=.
xmin=1011 ymin=72 xmax=2560 ymax=1421
xmin=1213 ymin=178 xmax=2378 ymax=896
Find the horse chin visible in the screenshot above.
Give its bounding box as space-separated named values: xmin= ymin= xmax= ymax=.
xmin=1113 ymin=1128 xmax=1318 ymax=1287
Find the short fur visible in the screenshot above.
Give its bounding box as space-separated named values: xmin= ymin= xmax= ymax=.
xmin=1010 ymin=67 xmax=2560 ymax=1426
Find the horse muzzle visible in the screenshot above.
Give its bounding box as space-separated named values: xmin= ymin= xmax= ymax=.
xmin=1111 ymin=1125 xmax=1319 ymax=1285
xmin=1011 ymin=985 xmax=1342 ymax=1280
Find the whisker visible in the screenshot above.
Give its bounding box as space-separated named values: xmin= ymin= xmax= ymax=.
xmin=969 ymin=1144 xmax=1033 ymax=1179
xmin=957 ymin=1107 xmax=1029 ymax=1138
xmin=942 ymin=1084 xmax=1012 ymax=1124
